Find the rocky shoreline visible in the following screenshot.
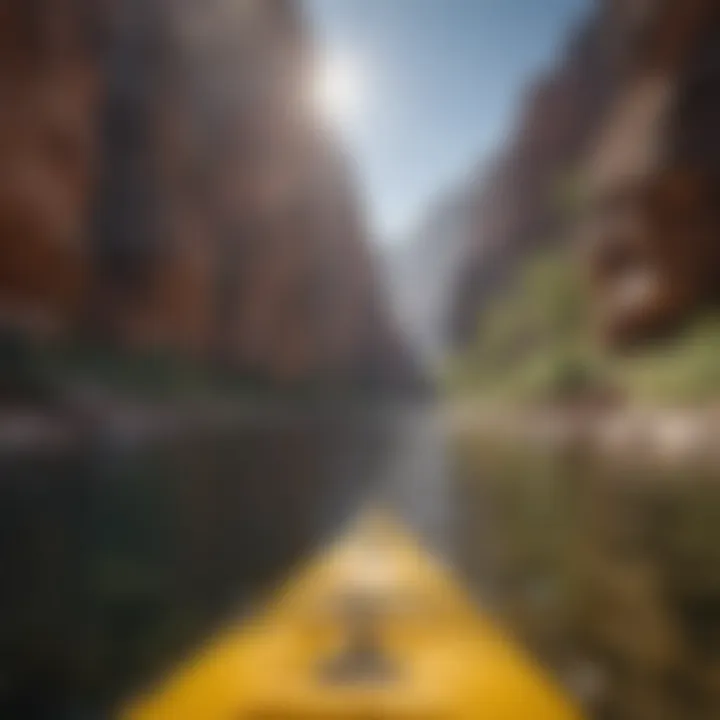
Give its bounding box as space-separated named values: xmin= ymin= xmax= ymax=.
xmin=450 ymin=403 xmax=720 ymax=470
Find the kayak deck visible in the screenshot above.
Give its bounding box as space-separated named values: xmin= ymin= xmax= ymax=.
xmin=122 ymin=513 xmax=582 ymax=719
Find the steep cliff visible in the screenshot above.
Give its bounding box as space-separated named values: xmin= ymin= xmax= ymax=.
xmin=585 ymin=0 xmax=720 ymax=344
xmin=94 ymin=0 xmax=410 ymax=388
xmin=394 ymin=0 xmax=623 ymax=357
xmin=409 ymin=0 xmax=720 ymax=356
xmin=0 ymin=0 xmax=102 ymax=337
xmin=447 ymin=0 xmax=630 ymax=348
xmin=0 ymin=0 xmax=408 ymax=392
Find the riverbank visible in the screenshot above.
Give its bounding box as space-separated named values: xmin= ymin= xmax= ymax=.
xmin=449 ymin=401 xmax=720 ymax=469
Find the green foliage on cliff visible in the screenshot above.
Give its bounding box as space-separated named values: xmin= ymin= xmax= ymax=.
xmin=445 ymin=252 xmax=720 ymax=406
xmin=445 ymin=252 xmax=610 ymax=404
xmin=615 ymin=316 xmax=720 ymax=405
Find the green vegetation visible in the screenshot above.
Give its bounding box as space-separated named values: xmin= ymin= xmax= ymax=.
xmin=445 ymin=252 xmax=720 ymax=406
xmin=615 ymin=317 xmax=720 ymax=405
xmin=444 ymin=252 xmax=608 ymax=404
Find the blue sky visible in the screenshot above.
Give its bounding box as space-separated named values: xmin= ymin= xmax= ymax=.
xmin=304 ymin=0 xmax=591 ymax=243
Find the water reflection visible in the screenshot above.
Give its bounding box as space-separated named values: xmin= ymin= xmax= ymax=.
xmin=454 ymin=439 xmax=720 ymax=719
xmin=7 ymin=404 xmax=718 ymax=719
xmin=0 ymin=405 xmax=396 ymax=717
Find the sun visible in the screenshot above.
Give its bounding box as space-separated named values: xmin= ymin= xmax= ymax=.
xmin=311 ymin=52 xmax=364 ymax=128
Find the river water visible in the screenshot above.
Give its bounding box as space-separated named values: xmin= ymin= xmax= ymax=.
xmin=376 ymin=406 xmax=456 ymax=557
xmin=0 ymin=402 xmax=454 ymax=718
xmin=5 ymin=403 xmax=719 ymax=719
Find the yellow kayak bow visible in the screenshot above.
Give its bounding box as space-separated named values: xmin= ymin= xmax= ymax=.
xmin=123 ymin=513 xmax=582 ymax=720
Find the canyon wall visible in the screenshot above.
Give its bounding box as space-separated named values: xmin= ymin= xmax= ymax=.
xmin=0 ymin=0 xmax=101 ymax=337
xmin=584 ymin=0 xmax=720 ymax=344
xmin=0 ymin=0 xmax=407 ymax=391
xmin=403 ymin=0 xmax=720 ymax=355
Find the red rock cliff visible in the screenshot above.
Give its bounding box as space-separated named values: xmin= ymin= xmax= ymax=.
xmin=444 ymin=0 xmax=720 ymax=350
xmin=0 ymin=0 xmax=101 ymax=337
xmin=0 ymin=0 xmax=408 ymax=389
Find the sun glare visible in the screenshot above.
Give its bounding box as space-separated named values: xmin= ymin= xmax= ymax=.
xmin=312 ymin=52 xmax=364 ymax=128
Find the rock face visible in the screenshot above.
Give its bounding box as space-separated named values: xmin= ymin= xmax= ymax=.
xmin=446 ymin=0 xmax=630 ymax=348
xmin=0 ymin=0 xmax=407 ymax=390
xmin=584 ymin=0 xmax=720 ymax=345
xmin=409 ymin=0 xmax=720 ymax=354
xmin=0 ymin=0 xmax=101 ymax=336
xmin=396 ymin=0 xmax=629 ymax=354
